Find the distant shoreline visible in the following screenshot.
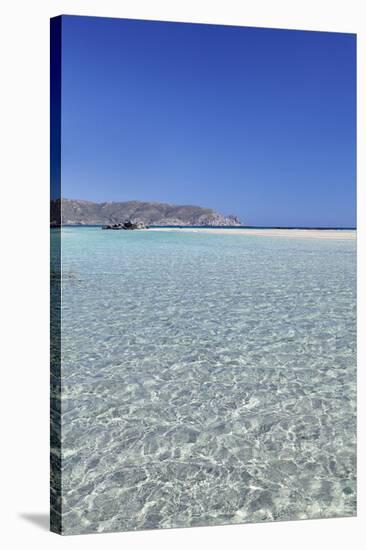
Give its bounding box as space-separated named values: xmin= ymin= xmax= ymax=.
xmin=59 ymin=224 xmax=356 ymax=230
xmin=57 ymin=225 xmax=356 ymax=240
xmin=148 ymin=227 xmax=356 ymax=240
xmin=149 ymin=225 xmax=356 ymax=231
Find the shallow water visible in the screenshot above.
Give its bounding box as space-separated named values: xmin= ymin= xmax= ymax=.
xmin=54 ymin=227 xmax=356 ymax=534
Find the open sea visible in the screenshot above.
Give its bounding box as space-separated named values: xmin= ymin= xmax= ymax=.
xmin=52 ymin=226 xmax=356 ymax=534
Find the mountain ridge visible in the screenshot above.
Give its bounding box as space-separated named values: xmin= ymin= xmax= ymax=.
xmin=50 ymin=198 xmax=242 ymax=227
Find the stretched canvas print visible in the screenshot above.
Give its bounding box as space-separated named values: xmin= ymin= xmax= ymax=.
xmin=50 ymin=15 xmax=357 ymax=535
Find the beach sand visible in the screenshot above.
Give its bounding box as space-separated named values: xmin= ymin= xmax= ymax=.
xmin=148 ymin=227 xmax=356 ymax=240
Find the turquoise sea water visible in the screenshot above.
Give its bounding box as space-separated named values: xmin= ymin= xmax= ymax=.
xmin=55 ymin=227 xmax=356 ymax=534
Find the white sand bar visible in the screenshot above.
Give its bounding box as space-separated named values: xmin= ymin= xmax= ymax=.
xmin=148 ymin=227 xmax=356 ymax=240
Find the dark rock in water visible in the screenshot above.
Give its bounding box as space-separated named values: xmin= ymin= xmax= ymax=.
xmin=102 ymin=220 xmax=148 ymax=230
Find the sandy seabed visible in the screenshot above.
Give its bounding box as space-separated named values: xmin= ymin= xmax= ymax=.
xmin=54 ymin=226 xmax=356 ymax=534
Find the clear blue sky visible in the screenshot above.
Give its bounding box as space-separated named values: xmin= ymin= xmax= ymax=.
xmin=59 ymin=15 xmax=356 ymax=227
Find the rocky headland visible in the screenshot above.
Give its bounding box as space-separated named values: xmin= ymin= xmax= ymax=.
xmin=50 ymin=199 xmax=242 ymax=227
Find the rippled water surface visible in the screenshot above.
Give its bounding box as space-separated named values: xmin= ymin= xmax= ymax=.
xmin=56 ymin=227 xmax=356 ymax=534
